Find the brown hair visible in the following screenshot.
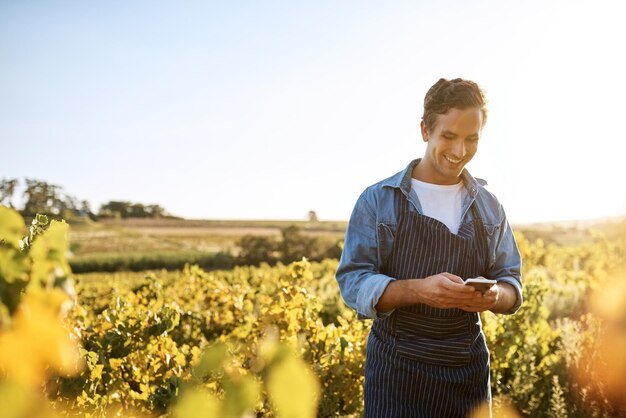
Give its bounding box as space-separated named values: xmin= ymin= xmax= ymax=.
xmin=422 ymin=78 xmax=488 ymax=133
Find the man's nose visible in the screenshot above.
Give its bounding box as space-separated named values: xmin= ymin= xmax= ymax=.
xmin=452 ymin=139 xmax=466 ymax=158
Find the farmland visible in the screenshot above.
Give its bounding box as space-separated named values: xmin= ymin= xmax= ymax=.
xmin=1 ymin=209 xmax=625 ymax=417
xmin=69 ymin=218 xmax=345 ymax=257
xmin=68 ymin=215 xmax=623 ymax=266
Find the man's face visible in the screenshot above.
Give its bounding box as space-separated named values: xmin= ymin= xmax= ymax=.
xmin=419 ymin=107 xmax=483 ymax=185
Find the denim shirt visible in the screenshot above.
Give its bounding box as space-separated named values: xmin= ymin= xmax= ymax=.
xmin=336 ymin=158 xmax=523 ymax=320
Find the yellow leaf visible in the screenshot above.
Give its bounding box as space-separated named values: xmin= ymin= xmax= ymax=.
xmin=90 ymin=364 xmax=104 ymax=381
xmin=0 ymin=288 xmax=84 ymax=387
xmin=29 ymin=220 xmax=71 ymax=284
xmin=0 ymin=382 xmax=33 ymax=418
xmin=0 ymin=247 xmax=30 ymax=283
xmin=175 ymin=352 xmax=187 ymax=367
xmin=267 ymin=353 xmax=320 ymax=418
xmin=0 ymin=206 xmax=25 ymax=248
xmin=109 ymin=358 xmax=123 ymax=370
xmin=193 ymin=343 xmax=228 ymax=379
xmin=172 ymin=387 xmax=221 ymax=418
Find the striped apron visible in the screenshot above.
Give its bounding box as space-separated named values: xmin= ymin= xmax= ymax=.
xmin=364 ymin=190 xmax=491 ymax=418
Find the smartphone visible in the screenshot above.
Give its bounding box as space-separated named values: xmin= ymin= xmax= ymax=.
xmin=464 ymin=278 xmax=497 ymax=294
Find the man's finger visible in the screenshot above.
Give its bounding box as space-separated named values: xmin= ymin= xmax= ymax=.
xmin=483 ymin=288 xmax=497 ymax=297
xmin=461 ymin=296 xmax=497 ymax=310
xmin=440 ymin=272 xmax=464 ymax=284
xmin=438 ymin=292 xmax=481 ymax=303
xmin=441 ymin=280 xmax=475 ymax=293
xmin=440 ymin=290 xmax=477 ymax=301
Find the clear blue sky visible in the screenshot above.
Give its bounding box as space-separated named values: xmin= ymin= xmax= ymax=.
xmin=1 ymin=0 xmax=625 ymax=224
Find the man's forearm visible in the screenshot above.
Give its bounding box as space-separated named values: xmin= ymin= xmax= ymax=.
xmin=490 ymin=282 xmax=518 ymax=314
xmin=374 ymin=279 xmax=421 ymax=314
xmin=376 ymin=277 xmax=519 ymax=315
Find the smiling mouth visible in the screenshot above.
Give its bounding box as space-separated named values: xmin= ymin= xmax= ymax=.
xmin=444 ymin=155 xmax=463 ymax=164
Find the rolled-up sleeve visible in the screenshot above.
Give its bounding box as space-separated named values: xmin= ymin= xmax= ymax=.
xmin=336 ymin=191 xmax=396 ymax=320
xmin=487 ymin=206 xmax=523 ymax=314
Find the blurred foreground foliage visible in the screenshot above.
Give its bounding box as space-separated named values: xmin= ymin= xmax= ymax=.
xmin=1 ymin=205 xmax=625 ymax=417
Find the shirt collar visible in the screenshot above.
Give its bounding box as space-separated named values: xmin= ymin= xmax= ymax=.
xmin=382 ymin=158 xmax=481 ymax=198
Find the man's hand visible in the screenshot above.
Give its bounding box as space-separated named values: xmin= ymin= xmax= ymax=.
xmin=458 ymin=281 xmax=499 ymax=312
xmin=458 ymin=280 xmax=520 ymax=313
xmin=417 ymin=272 xmax=483 ymax=309
xmin=375 ymin=273 xmax=516 ymax=314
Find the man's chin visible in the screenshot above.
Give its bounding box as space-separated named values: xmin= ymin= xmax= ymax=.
xmin=447 ymin=163 xmax=466 ymax=177
xmin=435 ymin=169 xmax=463 ymax=184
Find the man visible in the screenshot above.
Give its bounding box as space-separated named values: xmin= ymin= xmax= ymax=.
xmin=336 ymin=78 xmax=522 ymax=418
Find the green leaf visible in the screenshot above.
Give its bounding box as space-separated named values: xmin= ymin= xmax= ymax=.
xmin=192 ymin=343 xmax=229 ymax=380
xmin=29 ymin=220 xmax=71 ymax=285
xmin=223 ymin=375 xmax=261 ymax=418
xmin=0 ymin=207 xmax=25 ymax=248
xmin=0 ymin=382 xmax=34 ymax=418
xmin=172 ymin=387 xmax=221 ymax=418
xmin=0 ymin=248 xmax=29 ymax=284
xmin=267 ymin=352 xmax=320 ymax=418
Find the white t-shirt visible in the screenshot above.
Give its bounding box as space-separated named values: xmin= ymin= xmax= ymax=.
xmin=410 ymin=178 xmax=466 ymax=235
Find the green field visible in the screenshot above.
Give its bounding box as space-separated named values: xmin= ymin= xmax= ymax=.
xmin=66 ymin=216 xmax=626 ymax=273
xmin=70 ymin=218 xmax=346 ymax=255
xmin=67 ymin=218 xmax=346 ymax=272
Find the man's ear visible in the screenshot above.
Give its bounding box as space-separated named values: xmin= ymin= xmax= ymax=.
xmin=420 ymin=120 xmax=429 ymax=142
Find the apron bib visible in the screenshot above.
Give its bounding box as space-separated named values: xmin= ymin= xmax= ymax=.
xmin=364 ymin=189 xmax=491 ymax=418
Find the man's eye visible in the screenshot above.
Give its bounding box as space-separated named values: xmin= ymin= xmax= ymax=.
xmin=443 ymin=134 xmax=455 ymax=139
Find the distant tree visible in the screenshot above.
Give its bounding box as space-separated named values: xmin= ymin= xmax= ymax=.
xmin=237 ymin=235 xmax=278 ymax=265
xmin=98 ymin=200 xmax=169 ymax=219
xmin=322 ymin=239 xmax=344 ymax=260
xmin=3 ymin=177 xmax=92 ymax=219
xmin=129 ymin=203 xmax=145 ymax=218
xmin=22 ymin=179 xmax=66 ymax=216
xmin=279 ymin=225 xmax=318 ymax=263
xmin=237 ymin=226 xmax=337 ymax=265
xmin=80 ymin=200 xmax=91 ymax=213
xmin=0 ymin=178 xmax=18 ymax=208
xmin=79 ymin=200 xmax=97 ymax=219
xmin=62 ymin=194 xmax=81 ymax=218
xmin=145 ymin=204 xmax=166 ymax=218
xmin=98 ymin=201 xmax=130 ymax=218
xmin=307 ymin=210 xmax=319 ymax=222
